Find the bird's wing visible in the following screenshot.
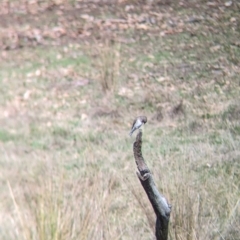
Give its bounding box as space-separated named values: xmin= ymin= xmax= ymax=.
xmin=131 ymin=119 xmax=137 ymax=129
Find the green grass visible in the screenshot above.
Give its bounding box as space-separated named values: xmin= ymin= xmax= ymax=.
xmin=0 ymin=129 xmax=19 ymax=142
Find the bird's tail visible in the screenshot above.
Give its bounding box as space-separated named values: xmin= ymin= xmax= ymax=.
xmin=129 ymin=128 xmax=135 ymax=136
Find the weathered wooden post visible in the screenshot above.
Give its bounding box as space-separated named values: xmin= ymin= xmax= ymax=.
xmin=133 ymin=130 xmax=171 ymax=240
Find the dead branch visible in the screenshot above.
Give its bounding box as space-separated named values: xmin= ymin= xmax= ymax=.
xmin=133 ymin=130 xmax=171 ymax=240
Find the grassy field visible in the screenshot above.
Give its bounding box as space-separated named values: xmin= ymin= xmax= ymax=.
xmin=0 ymin=1 xmax=239 ymax=239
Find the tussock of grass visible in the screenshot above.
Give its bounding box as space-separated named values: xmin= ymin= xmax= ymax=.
xmin=97 ymin=40 xmax=121 ymax=93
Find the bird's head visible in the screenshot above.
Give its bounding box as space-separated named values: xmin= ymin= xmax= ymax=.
xmin=141 ymin=116 xmax=147 ymax=124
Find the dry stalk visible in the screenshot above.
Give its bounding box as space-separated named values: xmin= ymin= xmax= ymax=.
xmin=98 ymin=40 xmax=121 ymax=93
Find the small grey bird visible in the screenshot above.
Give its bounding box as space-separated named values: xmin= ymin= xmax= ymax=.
xmin=129 ymin=116 xmax=147 ymax=136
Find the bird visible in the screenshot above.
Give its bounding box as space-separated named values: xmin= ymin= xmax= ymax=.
xmin=129 ymin=116 xmax=147 ymax=136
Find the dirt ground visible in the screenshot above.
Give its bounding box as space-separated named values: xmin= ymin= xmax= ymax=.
xmin=1 ymin=1 xmax=239 ymax=49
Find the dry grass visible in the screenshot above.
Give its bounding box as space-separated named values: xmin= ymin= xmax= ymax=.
xmin=0 ymin=1 xmax=240 ymax=240
xmin=97 ymin=40 xmax=121 ymax=93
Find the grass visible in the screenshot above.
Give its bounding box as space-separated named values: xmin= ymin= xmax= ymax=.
xmin=0 ymin=1 xmax=240 ymax=240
